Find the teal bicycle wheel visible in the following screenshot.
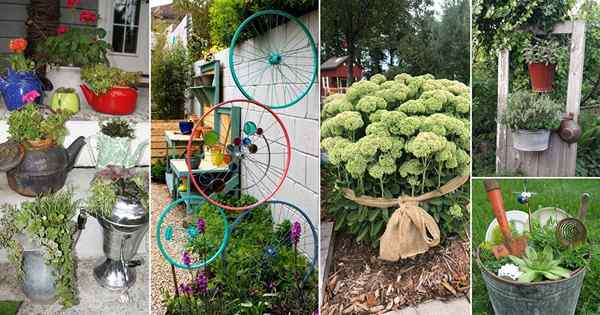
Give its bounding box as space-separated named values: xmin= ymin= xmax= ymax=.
xmin=229 ymin=9 xmax=318 ymax=109
xmin=156 ymin=196 xmax=230 ymax=270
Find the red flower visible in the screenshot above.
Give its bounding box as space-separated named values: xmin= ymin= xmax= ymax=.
xmin=57 ymin=25 xmax=69 ymax=35
xmin=66 ymin=0 xmax=81 ymax=9
xmin=9 ymin=38 xmax=27 ymax=53
xmin=79 ymin=10 xmax=97 ymax=23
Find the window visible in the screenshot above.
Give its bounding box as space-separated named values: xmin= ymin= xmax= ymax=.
xmin=111 ymin=0 xmax=141 ymax=54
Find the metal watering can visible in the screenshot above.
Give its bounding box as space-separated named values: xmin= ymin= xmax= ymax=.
xmin=0 ymin=68 xmax=44 ymax=111
xmin=86 ymin=134 xmax=148 ymax=169
xmin=90 ymin=197 xmax=148 ymax=291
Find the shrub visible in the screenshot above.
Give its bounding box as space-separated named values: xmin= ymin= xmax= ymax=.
xmin=501 ymin=91 xmax=562 ymax=131
xmin=37 ymin=27 xmax=110 ymax=67
xmin=321 ymin=73 xmax=471 ymax=246
xmin=151 ymin=159 xmax=167 ymax=183
xmin=151 ymin=43 xmax=191 ymax=120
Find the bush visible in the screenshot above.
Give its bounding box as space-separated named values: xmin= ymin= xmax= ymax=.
xmin=501 ymin=91 xmax=562 ymax=131
xmin=151 ymin=43 xmax=191 ymax=120
xmin=151 ymin=159 xmax=167 ymax=183
xmin=321 ymin=73 xmax=471 ymax=246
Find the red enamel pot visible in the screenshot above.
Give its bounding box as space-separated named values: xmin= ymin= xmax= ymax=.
xmin=80 ymin=84 xmax=138 ymax=115
xmin=528 ymin=63 xmax=555 ymax=93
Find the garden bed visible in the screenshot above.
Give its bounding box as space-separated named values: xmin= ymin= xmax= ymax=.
xmin=321 ymin=233 xmax=469 ymax=314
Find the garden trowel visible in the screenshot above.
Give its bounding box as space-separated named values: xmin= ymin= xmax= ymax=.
xmin=484 ymin=179 xmax=528 ymax=259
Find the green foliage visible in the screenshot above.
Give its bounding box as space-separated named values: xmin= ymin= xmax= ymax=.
xmin=321 ymin=73 xmax=470 ymax=245
xmin=9 ymin=54 xmax=35 ymax=73
xmin=473 ymin=0 xmax=573 ymax=52
xmin=501 ymin=91 xmax=562 ymax=130
xmin=522 ymin=38 xmax=564 ymax=65
xmin=37 ymin=27 xmax=110 ymax=67
xmin=99 ymin=119 xmax=135 ymax=139
xmin=7 ymin=104 xmax=72 ymax=144
xmin=0 ymin=191 xmax=80 ymax=308
xmin=509 ymin=246 xmax=572 ymax=282
xmin=172 ymin=0 xmax=213 ymax=61
xmin=55 ymin=87 xmax=76 ymax=94
xmin=576 ymin=112 xmax=600 ymax=176
xmin=162 ymin=194 xmax=317 ymax=314
xmin=81 ymin=64 xmax=140 ymax=95
xmin=151 ymin=159 xmax=167 ymax=183
xmin=151 ymin=43 xmax=191 ymax=120
xmin=87 ymin=167 xmax=149 ymax=219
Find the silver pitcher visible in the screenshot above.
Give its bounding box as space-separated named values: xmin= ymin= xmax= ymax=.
xmin=92 ymin=197 xmax=148 ymax=290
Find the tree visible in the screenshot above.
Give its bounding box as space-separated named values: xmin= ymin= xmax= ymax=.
xmin=172 ymin=0 xmax=212 ymax=60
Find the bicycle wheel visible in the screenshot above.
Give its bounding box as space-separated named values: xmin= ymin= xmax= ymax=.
xmin=229 ymin=9 xmax=318 ymax=109
xmin=186 ymin=99 xmax=291 ymax=211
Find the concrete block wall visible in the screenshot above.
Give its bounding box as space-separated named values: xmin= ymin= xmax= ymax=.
xmin=212 ymin=11 xmax=319 ymax=259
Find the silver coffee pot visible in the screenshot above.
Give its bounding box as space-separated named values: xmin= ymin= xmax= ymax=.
xmin=92 ymin=196 xmax=148 ymax=290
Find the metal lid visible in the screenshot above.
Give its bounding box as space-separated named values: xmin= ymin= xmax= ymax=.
xmin=0 ymin=141 xmax=24 ymax=172
xmin=106 ymin=196 xmax=149 ymax=229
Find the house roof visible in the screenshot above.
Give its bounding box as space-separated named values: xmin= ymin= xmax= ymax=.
xmin=321 ymin=56 xmax=350 ymax=71
xmin=151 ymin=4 xmax=183 ymax=20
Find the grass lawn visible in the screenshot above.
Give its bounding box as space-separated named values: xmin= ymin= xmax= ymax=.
xmin=472 ymin=178 xmax=600 ymax=315
xmin=0 ymin=301 xmax=21 ymax=315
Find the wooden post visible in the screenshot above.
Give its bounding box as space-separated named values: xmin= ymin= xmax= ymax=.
xmin=496 ymin=21 xmax=586 ymax=176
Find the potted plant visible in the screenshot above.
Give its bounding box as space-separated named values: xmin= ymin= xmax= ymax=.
xmin=50 ymin=87 xmax=80 ymax=114
xmin=91 ymin=119 xmax=147 ymax=169
xmin=36 ymin=6 xmax=109 ymax=104
xmin=87 ymin=166 xmax=149 ymax=290
xmin=0 ymin=38 xmax=43 ymax=111
xmin=80 ymin=64 xmax=140 ymax=115
xmin=0 ymin=190 xmax=83 ymax=307
xmin=4 ymin=103 xmax=85 ymax=196
xmin=522 ymin=38 xmax=561 ymax=92
xmin=501 ymin=91 xmax=562 ymax=151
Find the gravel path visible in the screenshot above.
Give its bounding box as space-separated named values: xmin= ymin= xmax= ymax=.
xmin=150 ymin=184 xmax=192 ymax=315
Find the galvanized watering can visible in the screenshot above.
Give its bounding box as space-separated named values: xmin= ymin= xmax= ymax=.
xmin=476 ymin=249 xmax=586 ymax=315
xmin=87 ymin=134 xmax=148 ymax=169
xmin=21 ymin=214 xmax=86 ymax=303
xmin=91 ymin=197 xmax=148 ymax=290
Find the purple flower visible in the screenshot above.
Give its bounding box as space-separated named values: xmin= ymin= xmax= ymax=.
xmin=197 ymin=271 xmax=208 ymax=293
xmin=196 ymin=218 xmax=206 ymax=234
xmin=291 ymin=222 xmax=301 ymax=246
xmin=178 ymin=283 xmax=193 ymax=295
xmin=182 ymin=251 xmax=192 ymax=267
xmin=312 ymin=311 xmax=319 ymax=315
xmin=266 ymin=280 xmax=276 ymax=291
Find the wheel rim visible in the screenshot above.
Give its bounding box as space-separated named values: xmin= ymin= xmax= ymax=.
xmin=156 ymin=196 xmax=230 ymax=270
xmin=229 ymin=9 xmax=318 ymax=109
xmin=186 ymin=99 xmax=291 ymax=211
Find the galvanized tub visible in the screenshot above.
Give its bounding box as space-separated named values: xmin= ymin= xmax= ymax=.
xmin=512 ymin=129 xmax=551 ymax=152
xmin=477 ymin=250 xmax=586 ymax=315
xmin=22 ymin=250 xmax=57 ymax=304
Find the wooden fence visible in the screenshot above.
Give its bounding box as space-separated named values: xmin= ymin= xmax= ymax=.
xmin=151 ymin=120 xmax=179 ymax=162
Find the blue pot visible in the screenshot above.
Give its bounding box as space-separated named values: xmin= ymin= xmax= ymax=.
xmin=179 ymin=121 xmax=194 ymax=135
xmin=0 ymin=68 xmax=44 ymax=111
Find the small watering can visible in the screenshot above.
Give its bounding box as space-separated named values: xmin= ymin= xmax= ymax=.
xmin=87 ymin=134 xmax=148 ymax=169
xmin=0 ymin=68 xmax=44 ymax=111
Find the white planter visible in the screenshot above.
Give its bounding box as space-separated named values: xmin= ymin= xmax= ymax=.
xmin=512 ymin=129 xmax=551 ymax=151
xmin=44 ymin=66 xmax=84 ymax=105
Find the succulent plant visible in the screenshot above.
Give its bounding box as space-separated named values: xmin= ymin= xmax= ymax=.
xmin=509 ymin=246 xmax=572 ymax=283
xmin=100 ymin=119 xmax=135 ymax=139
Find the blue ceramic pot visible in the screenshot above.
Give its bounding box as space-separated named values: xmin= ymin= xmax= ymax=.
xmin=0 ymin=68 xmax=44 ymax=111
xmin=179 ymin=121 xmax=194 ymax=135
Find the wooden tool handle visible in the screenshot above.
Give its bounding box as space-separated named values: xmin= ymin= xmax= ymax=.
xmin=579 ymin=193 xmax=590 ymax=221
xmin=484 ymin=179 xmax=513 ymax=244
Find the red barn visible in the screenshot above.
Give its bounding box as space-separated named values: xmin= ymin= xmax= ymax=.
xmin=321 ymin=56 xmax=363 ymax=96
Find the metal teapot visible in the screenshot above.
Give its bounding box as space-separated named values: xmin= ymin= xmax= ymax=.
xmin=558 ymin=113 xmax=582 ymax=144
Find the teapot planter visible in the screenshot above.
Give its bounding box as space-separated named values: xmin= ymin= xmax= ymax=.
xmin=5 ymin=137 xmax=86 ymax=196
xmin=0 ymin=68 xmax=44 ymax=111
xmin=89 ymin=133 xmax=148 ymax=169
xmin=80 ymin=84 xmax=137 ymax=115
xmin=50 ymin=90 xmax=80 ymax=114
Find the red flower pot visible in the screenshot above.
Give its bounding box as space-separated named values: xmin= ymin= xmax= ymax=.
xmin=80 ymin=84 xmax=138 ymax=115
xmin=528 ymin=63 xmax=555 ymax=93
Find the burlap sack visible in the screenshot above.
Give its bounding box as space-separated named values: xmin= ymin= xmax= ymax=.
xmin=342 ymin=176 xmax=469 ymax=261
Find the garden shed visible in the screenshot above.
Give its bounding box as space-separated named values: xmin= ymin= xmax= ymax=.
xmin=320 ymin=55 xmax=363 ymax=96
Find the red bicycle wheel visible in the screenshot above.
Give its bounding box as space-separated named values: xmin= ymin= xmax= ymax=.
xmin=186 ymin=99 xmax=291 ymax=211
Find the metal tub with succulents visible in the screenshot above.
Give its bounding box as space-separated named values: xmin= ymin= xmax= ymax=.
xmin=477 ymin=180 xmax=589 ymax=315
xmin=0 ymin=104 xmax=85 ymax=196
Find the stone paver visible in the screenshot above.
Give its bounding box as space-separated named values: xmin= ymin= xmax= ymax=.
xmin=385 ymin=298 xmax=470 ymax=315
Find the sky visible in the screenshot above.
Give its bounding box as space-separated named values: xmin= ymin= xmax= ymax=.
xmin=150 ymin=0 xmax=172 ymax=8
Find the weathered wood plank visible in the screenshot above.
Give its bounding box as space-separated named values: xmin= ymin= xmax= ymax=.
xmin=496 ymin=49 xmax=510 ymax=173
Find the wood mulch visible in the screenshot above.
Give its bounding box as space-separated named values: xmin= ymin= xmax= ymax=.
xmin=321 ymin=234 xmax=470 ymax=315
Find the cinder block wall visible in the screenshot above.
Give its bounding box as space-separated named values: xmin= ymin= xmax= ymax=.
xmin=212 ymin=10 xmax=320 ymax=245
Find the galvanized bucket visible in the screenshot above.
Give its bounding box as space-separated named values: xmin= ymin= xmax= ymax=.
xmin=22 ymin=250 xmax=57 ymax=304
xmin=512 ymin=129 xmax=551 ymax=151
xmin=477 ymin=250 xmax=586 ymax=315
